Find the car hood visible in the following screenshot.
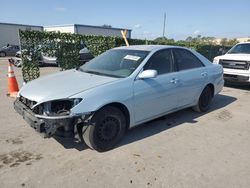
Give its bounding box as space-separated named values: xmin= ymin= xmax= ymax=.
xmin=19 ymin=69 xmax=119 ymax=104
xmin=216 ymin=53 xmax=250 ymax=61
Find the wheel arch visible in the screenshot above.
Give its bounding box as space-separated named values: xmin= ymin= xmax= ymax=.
xmin=206 ymin=83 xmax=215 ymax=97
xmin=97 ymin=102 xmax=130 ymax=130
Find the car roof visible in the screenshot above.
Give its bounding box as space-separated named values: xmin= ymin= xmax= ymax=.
xmin=114 ymin=45 xmax=188 ymax=52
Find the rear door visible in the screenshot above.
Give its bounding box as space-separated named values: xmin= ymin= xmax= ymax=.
xmin=172 ymin=48 xmax=208 ymax=107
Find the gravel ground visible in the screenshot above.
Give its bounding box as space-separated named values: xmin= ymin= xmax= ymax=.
xmin=0 ymin=57 xmax=250 ymax=188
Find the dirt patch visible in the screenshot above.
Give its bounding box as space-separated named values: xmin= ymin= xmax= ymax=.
xmin=216 ymin=110 xmax=233 ymax=121
xmin=0 ymin=154 xmax=14 ymax=164
xmin=5 ymin=138 xmax=23 ymax=145
xmin=133 ymin=154 xmax=141 ymax=157
xmin=0 ymin=150 xmax=43 ymax=168
xmin=35 ymin=154 xmax=43 ymax=161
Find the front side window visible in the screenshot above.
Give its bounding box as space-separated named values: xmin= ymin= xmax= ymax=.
xmin=227 ymin=43 xmax=250 ymax=54
xmin=144 ymin=49 xmax=173 ymax=75
xmin=79 ymin=49 xmax=149 ymax=78
xmin=173 ymin=49 xmax=204 ymax=71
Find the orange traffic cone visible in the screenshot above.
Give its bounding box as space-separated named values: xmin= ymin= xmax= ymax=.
xmin=7 ymin=59 xmax=19 ymax=98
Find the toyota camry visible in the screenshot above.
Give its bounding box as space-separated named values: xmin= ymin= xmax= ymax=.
xmin=14 ymin=45 xmax=224 ymax=152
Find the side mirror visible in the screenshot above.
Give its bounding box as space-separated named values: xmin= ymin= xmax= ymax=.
xmin=138 ymin=70 xmax=157 ymax=79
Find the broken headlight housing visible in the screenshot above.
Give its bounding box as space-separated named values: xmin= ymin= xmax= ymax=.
xmin=38 ymin=98 xmax=82 ymax=117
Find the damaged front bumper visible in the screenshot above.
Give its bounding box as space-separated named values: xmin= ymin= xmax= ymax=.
xmin=14 ymin=99 xmax=90 ymax=138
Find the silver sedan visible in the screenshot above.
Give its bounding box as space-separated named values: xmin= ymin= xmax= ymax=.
xmin=14 ymin=45 xmax=224 ymax=152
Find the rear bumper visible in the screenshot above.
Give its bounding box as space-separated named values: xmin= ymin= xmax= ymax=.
xmin=14 ymin=100 xmax=75 ymax=138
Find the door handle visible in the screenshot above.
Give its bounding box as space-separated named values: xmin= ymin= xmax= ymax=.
xmin=170 ymin=78 xmax=179 ymax=84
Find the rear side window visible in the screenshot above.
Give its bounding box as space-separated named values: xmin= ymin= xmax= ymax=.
xmin=173 ymin=49 xmax=204 ymax=71
xmin=144 ymin=49 xmax=173 ymax=75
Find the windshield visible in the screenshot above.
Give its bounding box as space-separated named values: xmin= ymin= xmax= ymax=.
xmin=79 ymin=49 xmax=149 ymax=78
xmin=227 ymin=43 xmax=250 ymax=54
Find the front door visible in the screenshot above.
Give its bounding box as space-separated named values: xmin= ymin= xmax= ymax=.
xmin=133 ymin=49 xmax=180 ymax=123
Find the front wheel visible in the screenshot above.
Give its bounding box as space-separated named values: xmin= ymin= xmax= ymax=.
xmin=82 ymin=106 xmax=126 ymax=152
xmin=193 ymin=86 xmax=213 ymax=112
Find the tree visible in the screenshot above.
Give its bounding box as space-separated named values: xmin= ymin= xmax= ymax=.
xmin=220 ymin=38 xmax=228 ymax=46
xmin=201 ymin=36 xmax=216 ymax=44
xmin=185 ymin=36 xmax=193 ymax=42
xmin=185 ymin=35 xmax=216 ymax=44
xmin=102 ymin=24 xmax=112 ymax=28
xmin=227 ymin=38 xmax=239 ymax=46
xmin=154 ymin=37 xmax=175 ymax=44
xmin=220 ymin=38 xmax=239 ymax=46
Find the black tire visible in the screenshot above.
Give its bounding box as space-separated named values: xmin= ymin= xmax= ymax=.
xmin=0 ymin=52 xmax=6 ymax=57
xmin=193 ymin=86 xmax=213 ymax=112
xmin=82 ymin=106 xmax=126 ymax=152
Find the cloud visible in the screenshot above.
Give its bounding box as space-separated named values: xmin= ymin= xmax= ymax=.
xmin=134 ymin=24 xmax=142 ymax=29
xmin=55 ymin=7 xmax=66 ymax=12
xmin=186 ymin=24 xmax=194 ymax=28
xmin=132 ymin=31 xmax=157 ymax=39
xmin=193 ymin=30 xmax=201 ymax=36
xmin=143 ymin=31 xmax=150 ymax=34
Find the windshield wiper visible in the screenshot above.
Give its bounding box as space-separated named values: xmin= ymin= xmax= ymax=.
xmin=84 ymin=70 xmax=103 ymax=75
xmin=79 ymin=69 xmax=107 ymax=76
xmin=78 ymin=68 xmax=124 ymax=78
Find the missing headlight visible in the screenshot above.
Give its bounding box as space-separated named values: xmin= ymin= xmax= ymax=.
xmin=41 ymin=98 xmax=82 ymax=117
xmin=50 ymin=100 xmax=73 ymax=116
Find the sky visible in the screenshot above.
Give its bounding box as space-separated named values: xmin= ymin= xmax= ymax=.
xmin=0 ymin=0 xmax=250 ymax=40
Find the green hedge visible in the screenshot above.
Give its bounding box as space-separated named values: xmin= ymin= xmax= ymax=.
xmin=19 ymin=30 xmax=231 ymax=82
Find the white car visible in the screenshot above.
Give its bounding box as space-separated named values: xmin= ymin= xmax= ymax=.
xmin=14 ymin=45 xmax=224 ymax=152
xmin=14 ymin=47 xmax=93 ymax=67
xmin=213 ymin=42 xmax=250 ymax=84
xmin=15 ymin=50 xmax=57 ymax=66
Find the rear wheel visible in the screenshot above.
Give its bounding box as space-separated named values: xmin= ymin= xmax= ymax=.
xmin=82 ymin=106 xmax=126 ymax=152
xmin=193 ymin=86 xmax=213 ymax=112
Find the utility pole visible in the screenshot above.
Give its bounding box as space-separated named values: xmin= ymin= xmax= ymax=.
xmin=163 ymin=12 xmax=166 ymax=38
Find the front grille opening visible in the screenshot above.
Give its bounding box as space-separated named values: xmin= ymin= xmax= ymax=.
xmin=19 ymin=95 xmax=42 ymax=114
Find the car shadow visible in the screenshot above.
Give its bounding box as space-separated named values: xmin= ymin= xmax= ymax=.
xmin=53 ymin=136 xmax=89 ymax=151
xmin=118 ymin=93 xmax=237 ymax=148
xmin=53 ymin=93 xmax=237 ymax=151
